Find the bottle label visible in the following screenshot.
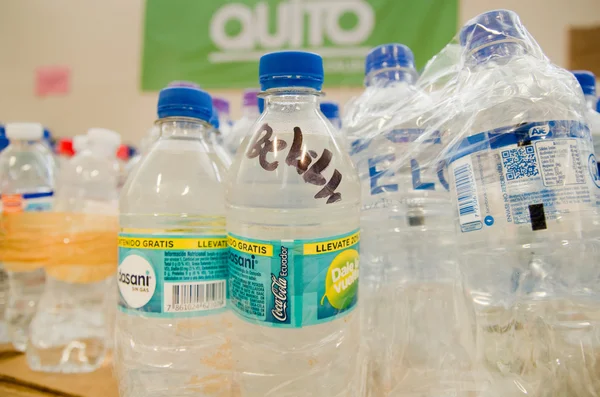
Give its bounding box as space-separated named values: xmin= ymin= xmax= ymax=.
xmin=228 ymin=229 xmax=359 ymax=328
xmin=351 ymin=129 xmax=450 ymax=198
xmin=1 ymin=192 xmax=53 ymax=213
xmin=447 ymin=120 xmax=597 ymax=233
xmin=117 ymin=233 xmax=228 ymax=318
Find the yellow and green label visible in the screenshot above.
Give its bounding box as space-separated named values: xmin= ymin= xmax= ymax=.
xmin=228 ymin=230 xmax=359 ymax=327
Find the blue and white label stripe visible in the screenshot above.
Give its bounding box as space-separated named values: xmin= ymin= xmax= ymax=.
xmin=447 ymin=120 xmax=590 ymax=164
xmin=0 ymin=192 xmax=54 ymax=199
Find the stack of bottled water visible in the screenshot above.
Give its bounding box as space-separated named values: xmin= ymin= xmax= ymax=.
xmin=116 ymin=86 xmax=229 ymax=396
xmin=344 ymin=43 xmax=475 ymax=396
xmin=28 ymin=127 xmax=121 ymax=372
xmin=225 ymin=89 xmax=260 ymax=155
xmin=226 ymin=50 xmax=361 ymax=396
xmin=0 ymin=122 xmax=55 ymax=352
xmin=428 ymin=9 xmax=600 ymax=396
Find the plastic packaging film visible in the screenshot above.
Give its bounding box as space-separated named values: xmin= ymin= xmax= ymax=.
xmin=0 ymin=211 xmax=118 ymax=282
xmin=344 ymin=9 xmax=600 ymax=397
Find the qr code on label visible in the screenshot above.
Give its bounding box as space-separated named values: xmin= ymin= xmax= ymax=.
xmin=502 ymin=146 xmax=539 ymax=180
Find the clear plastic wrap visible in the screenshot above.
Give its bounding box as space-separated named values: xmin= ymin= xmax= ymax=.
xmin=343 ymin=44 xmax=478 ymax=396
xmin=345 ymin=9 xmax=600 ymax=397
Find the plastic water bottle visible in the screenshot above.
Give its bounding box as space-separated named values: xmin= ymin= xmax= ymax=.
xmin=226 ymin=51 xmax=361 ymax=396
xmin=124 ymin=126 xmax=160 ymax=178
xmin=320 ymin=101 xmax=341 ymax=129
xmin=574 ymin=71 xmax=600 ymax=162
xmin=0 ymin=122 xmax=55 ymax=352
xmin=449 ymin=10 xmax=600 ymax=395
xmin=27 ymin=128 xmax=121 ymax=372
xmin=0 ymin=126 xmax=9 ymax=343
xmin=345 ymin=43 xmax=473 ymax=396
xmin=116 ymin=86 xmax=230 ymax=397
xmin=73 ymin=134 xmax=88 ymax=155
xmin=213 ymin=96 xmax=233 ymax=137
xmin=225 ymin=89 xmax=260 ymax=155
xmin=56 ymin=138 xmax=75 ymax=169
xmin=209 ymin=107 xmax=233 ymax=169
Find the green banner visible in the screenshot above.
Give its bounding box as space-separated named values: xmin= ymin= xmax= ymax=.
xmin=141 ymin=0 xmax=457 ymax=90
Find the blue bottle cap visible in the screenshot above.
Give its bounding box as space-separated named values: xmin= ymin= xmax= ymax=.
xmin=597 ymin=98 xmax=600 ymax=113
xmin=460 ymin=10 xmax=524 ymax=50
xmin=573 ymin=71 xmax=596 ymax=97
xmin=0 ymin=125 xmax=5 ymax=138
xmin=258 ymin=97 xmax=265 ymax=113
xmin=320 ymin=101 xmax=340 ymax=120
xmin=157 ymin=86 xmax=213 ymax=121
xmin=365 ymin=44 xmax=415 ymax=76
xmin=259 ymin=51 xmax=324 ymax=91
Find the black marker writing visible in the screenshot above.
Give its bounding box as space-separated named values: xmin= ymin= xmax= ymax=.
xmin=246 ymin=123 xmax=343 ymax=203
xmin=286 ymin=127 xmax=313 ymax=174
xmin=315 ymin=169 xmax=342 ymax=204
xmin=247 ymin=123 xmax=287 ymax=171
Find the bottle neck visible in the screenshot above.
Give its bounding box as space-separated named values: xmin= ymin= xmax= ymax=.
xmin=365 ymin=68 xmax=416 ymax=87
xmin=584 ymin=94 xmax=597 ymax=110
xmin=156 ymin=117 xmax=212 ymax=140
xmin=242 ymin=104 xmax=260 ymax=118
xmin=87 ymin=142 xmax=117 ymax=159
xmin=263 ymin=88 xmax=321 ymax=113
xmin=467 ymin=41 xmax=528 ymax=65
xmin=9 ymin=139 xmax=40 ymax=150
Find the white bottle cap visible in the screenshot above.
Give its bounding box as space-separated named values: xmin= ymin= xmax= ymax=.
xmin=87 ymin=128 xmax=122 ymax=152
xmin=5 ymin=122 xmax=44 ymax=141
xmin=73 ymin=134 xmax=88 ymax=153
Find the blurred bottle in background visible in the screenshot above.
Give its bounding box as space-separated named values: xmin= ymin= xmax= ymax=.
xmin=0 ymin=126 xmax=8 ymax=343
xmin=225 ymin=89 xmax=260 ymax=155
xmin=210 ymin=106 xmax=233 ymax=169
xmin=573 ymin=71 xmax=600 ymax=170
xmin=56 ymin=137 xmax=75 ymax=169
xmin=0 ymin=122 xmax=55 ymax=352
xmin=320 ymin=101 xmax=341 ymax=129
xmin=27 ymin=128 xmax=121 ymax=372
xmin=212 ymin=97 xmax=233 ymax=137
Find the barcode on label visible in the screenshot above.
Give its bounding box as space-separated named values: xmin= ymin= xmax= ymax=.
xmin=164 ymin=280 xmax=226 ymax=313
xmin=452 ymin=157 xmax=482 ymax=232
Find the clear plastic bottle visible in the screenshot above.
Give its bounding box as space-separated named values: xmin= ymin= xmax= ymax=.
xmin=115 ymin=86 xmax=230 ymax=397
xmin=225 ymin=89 xmax=260 ymax=155
xmin=209 ymin=108 xmax=233 ymax=169
xmin=320 ymin=101 xmax=341 ymax=129
xmin=213 ymin=96 xmax=233 ymax=137
xmin=125 ymin=125 xmax=160 ymax=179
xmin=449 ymin=10 xmax=600 ymax=395
xmin=0 ymin=122 xmax=55 ymax=352
xmin=0 ymin=126 xmax=9 ymax=343
xmin=574 ymin=71 xmax=600 ymax=167
xmin=226 ymin=51 xmax=361 ymax=396
xmin=72 ymin=134 xmax=88 ymax=155
xmin=56 ymin=138 xmax=75 ymax=170
xmin=345 ymin=44 xmax=473 ymax=396
xmin=27 ymin=128 xmax=121 ymax=372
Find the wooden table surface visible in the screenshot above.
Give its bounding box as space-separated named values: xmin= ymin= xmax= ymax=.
xmin=0 ymin=344 xmax=118 ymax=397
